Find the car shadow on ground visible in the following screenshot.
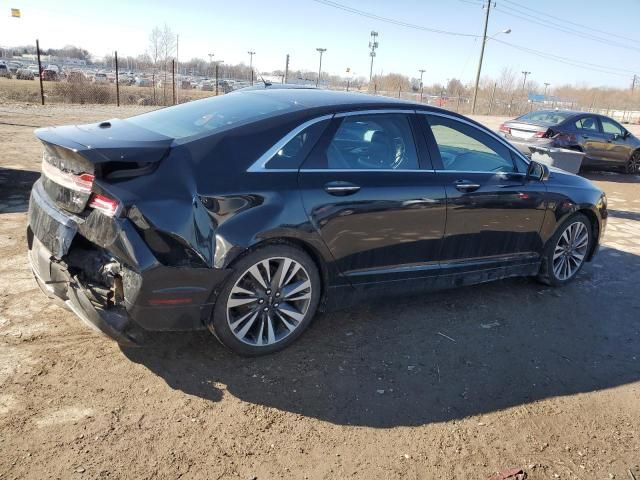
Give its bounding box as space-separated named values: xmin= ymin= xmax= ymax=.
xmin=582 ymin=170 xmax=640 ymax=184
xmin=0 ymin=167 xmax=39 ymax=213
xmin=122 ymin=245 xmax=640 ymax=428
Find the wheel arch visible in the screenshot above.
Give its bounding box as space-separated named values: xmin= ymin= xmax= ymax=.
xmin=576 ymin=208 xmax=600 ymax=261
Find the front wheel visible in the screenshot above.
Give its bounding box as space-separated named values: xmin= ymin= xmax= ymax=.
xmin=625 ymin=151 xmax=640 ymax=174
xmin=209 ymin=245 xmax=321 ymax=356
xmin=537 ymin=213 xmax=592 ymax=286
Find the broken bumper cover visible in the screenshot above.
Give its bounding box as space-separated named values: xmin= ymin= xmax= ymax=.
xmin=29 ymin=234 xmax=143 ymax=345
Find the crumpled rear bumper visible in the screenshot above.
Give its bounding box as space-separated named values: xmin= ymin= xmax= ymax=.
xmin=28 ymin=234 xmax=143 ymax=345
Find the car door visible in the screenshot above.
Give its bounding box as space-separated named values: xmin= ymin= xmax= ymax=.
xmin=298 ymin=110 xmax=447 ymax=287
xmin=573 ymin=115 xmax=606 ymax=165
xmin=599 ymin=116 xmax=632 ymax=164
xmin=419 ymin=112 xmax=547 ymax=274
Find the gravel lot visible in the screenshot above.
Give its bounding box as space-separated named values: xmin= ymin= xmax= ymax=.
xmin=1 ymin=104 xmax=639 ymax=480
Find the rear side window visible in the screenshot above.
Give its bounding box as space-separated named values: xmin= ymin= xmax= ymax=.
xmin=425 ymin=115 xmax=516 ymax=173
xmin=574 ymin=117 xmax=599 ymax=132
xmin=266 ymin=119 xmax=330 ymax=169
xmin=312 ymin=114 xmax=419 ymax=170
xmin=127 ymin=91 xmax=304 ymax=140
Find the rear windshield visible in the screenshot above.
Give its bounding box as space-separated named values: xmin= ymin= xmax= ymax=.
xmin=515 ymin=111 xmax=571 ymax=126
xmin=127 ymin=92 xmax=305 ymax=140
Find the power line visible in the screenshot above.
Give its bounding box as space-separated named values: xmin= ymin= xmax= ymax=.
xmin=493 ymin=38 xmax=634 ymax=77
xmin=311 ymin=0 xmax=480 ymax=38
xmin=311 ymin=0 xmax=637 ymax=80
xmin=501 ymin=0 xmax=640 ymax=45
xmin=495 ymin=5 xmax=640 ymax=53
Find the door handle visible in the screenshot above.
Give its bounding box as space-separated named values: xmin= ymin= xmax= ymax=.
xmin=454 ymin=180 xmax=481 ymax=193
xmin=324 ymin=181 xmax=361 ymax=196
xmin=582 ymin=134 xmax=590 ymax=139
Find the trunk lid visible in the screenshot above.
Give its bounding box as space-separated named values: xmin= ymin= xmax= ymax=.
xmin=504 ymin=121 xmax=548 ymax=140
xmin=35 ymin=119 xmax=173 ymax=214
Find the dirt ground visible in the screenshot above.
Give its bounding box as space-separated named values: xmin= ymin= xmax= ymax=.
xmin=1 ymin=104 xmax=639 ymax=480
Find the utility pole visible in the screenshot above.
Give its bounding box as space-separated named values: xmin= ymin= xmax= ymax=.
xmin=521 ymin=71 xmax=531 ymax=91
xmin=207 ymin=53 xmax=214 ymax=78
xmin=247 ymin=51 xmax=255 ymax=85
xmin=471 ymin=1 xmax=491 ymax=114
xmin=316 ymin=48 xmax=326 ymax=87
xmin=284 ymin=54 xmax=289 ymax=83
xmin=543 ymin=82 xmax=550 ymax=97
xmin=215 ymin=60 xmax=223 ymax=95
xmin=368 ymin=31 xmax=379 ymax=83
xmin=632 ymin=74 xmax=638 ymax=93
xmin=419 ymin=69 xmax=426 ymax=102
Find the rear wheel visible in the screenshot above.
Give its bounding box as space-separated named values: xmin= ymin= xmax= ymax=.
xmin=209 ymin=245 xmax=321 ymax=356
xmin=625 ymin=150 xmax=640 ymax=174
xmin=537 ymin=213 xmax=592 ymax=286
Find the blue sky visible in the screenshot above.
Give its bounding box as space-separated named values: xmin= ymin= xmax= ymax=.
xmin=2 ymin=0 xmax=639 ymax=88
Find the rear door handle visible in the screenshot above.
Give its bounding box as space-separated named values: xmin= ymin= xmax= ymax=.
xmin=454 ymin=180 xmax=481 ymax=193
xmin=324 ymin=181 xmax=361 ymax=196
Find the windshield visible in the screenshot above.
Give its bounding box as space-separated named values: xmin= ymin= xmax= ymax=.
xmin=127 ymin=91 xmax=305 ymax=140
xmin=515 ymin=111 xmax=572 ymax=126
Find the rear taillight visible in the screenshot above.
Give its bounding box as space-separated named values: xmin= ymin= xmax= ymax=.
xmin=41 ymin=159 xmax=95 ymax=193
xmin=534 ymin=129 xmax=552 ymax=138
xmin=499 ymin=123 xmax=511 ymax=134
xmin=88 ymin=194 xmax=120 ymax=217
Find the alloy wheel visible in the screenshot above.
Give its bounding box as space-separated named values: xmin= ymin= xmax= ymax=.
xmin=552 ymin=221 xmax=589 ymax=281
xmin=226 ymin=257 xmax=312 ymax=346
xmin=627 ymin=152 xmax=640 ymax=174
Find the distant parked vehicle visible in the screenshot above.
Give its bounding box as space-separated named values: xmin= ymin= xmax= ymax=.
xmin=135 ymin=77 xmax=152 ymax=87
xmin=16 ymin=68 xmax=35 ymax=80
xmin=41 ymin=69 xmax=59 ymax=81
xmin=27 ymin=65 xmax=40 ymax=77
xmin=93 ymin=73 xmax=108 ymax=84
xmin=0 ymin=64 xmax=12 ymax=79
xmin=8 ymin=61 xmax=23 ymax=74
xmin=499 ymin=109 xmax=640 ymax=174
xmin=66 ymin=71 xmax=87 ymax=83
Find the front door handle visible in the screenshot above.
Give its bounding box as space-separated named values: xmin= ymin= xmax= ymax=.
xmin=454 ymin=180 xmax=481 ymax=193
xmin=324 ymin=181 xmax=361 ymax=196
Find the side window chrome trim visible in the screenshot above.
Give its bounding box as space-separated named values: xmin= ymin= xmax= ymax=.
xmin=418 ymin=110 xmax=531 ymax=168
xmin=246 ymin=114 xmax=334 ymax=172
xmin=299 ymin=168 xmax=435 ymax=173
xmin=334 ymin=109 xmax=417 ymax=118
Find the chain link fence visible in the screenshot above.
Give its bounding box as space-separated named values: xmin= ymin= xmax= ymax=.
xmin=2 ymin=40 xmax=639 ymax=123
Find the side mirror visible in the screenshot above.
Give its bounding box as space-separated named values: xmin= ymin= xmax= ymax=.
xmin=612 ymin=133 xmax=621 ymax=140
xmin=526 ymin=160 xmax=550 ymax=182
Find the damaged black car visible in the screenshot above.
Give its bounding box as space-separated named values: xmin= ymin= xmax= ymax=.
xmin=27 ymin=88 xmax=607 ymax=355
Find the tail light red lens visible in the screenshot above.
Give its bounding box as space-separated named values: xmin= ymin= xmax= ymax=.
xmin=88 ymin=194 xmax=120 ymax=217
xmin=41 ymin=159 xmax=95 ymax=193
xmin=499 ymin=123 xmax=511 ymax=134
xmin=534 ymin=129 xmax=552 ymax=138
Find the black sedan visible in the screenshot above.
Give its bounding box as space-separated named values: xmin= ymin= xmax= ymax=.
xmin=499 ymin=109 xmax=640 ymax=174
xmin=27 ymin=89 xmax=607 ymax=355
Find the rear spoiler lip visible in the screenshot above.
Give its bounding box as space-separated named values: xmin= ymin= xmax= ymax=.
xmin=34 ymin=119 xmax=174 ymax=165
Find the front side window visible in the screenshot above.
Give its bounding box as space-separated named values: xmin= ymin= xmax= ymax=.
xmin=574 ymin=116 xmax=599 ymax=132
xmin=600 ymin=117 xmax=624 ymax=136
xmin=322 ymin=114 xmax=419 ymax=170
xmin=426 ymin=116 xmax=515 ymax=173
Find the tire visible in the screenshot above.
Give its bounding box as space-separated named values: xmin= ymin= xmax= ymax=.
xmin=537 ymin=213 xmax=592 ymax=287
xmin=625 ymin=150 xmax=640 ymax=175
xmin=209 ymin=244 xmax=321 ymax=356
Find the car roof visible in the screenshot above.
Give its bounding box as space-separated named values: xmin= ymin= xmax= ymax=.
xmin=225 ymin=87 xmax=459 ymax=118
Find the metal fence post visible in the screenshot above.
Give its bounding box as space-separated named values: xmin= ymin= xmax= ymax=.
xmin=215 ymin=63 xmax=219 ymax=96
xmin=172 ymin=59 xmax=176 ymax=105
xmin=36 ymin=39 xmax=44 ymax=105
xmin=115 ymin=51 xmax=120 ymax=107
